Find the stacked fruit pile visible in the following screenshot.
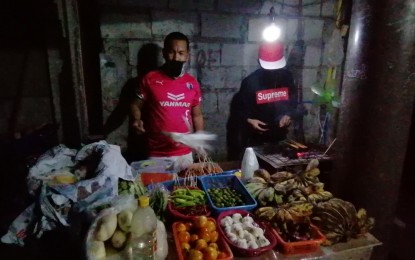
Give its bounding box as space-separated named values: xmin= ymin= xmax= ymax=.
xmin=245 ymin=159 xmax=333 ymax=207
xmin=245 ymin=159 xmax=374 ymax=245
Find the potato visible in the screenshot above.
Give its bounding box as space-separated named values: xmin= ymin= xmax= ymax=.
xmin=95 ymin=213 xmax=117 ymax=241
xmin=111 ymin=229 xmax=128 ymax=249
xmin=90 ymin=240 xmax=106 ymax=259
xmin=117 ymin=209 xmax=134 ymax=232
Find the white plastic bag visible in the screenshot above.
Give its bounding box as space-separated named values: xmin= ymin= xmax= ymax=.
xmin=241 ymin=147 xmax=259 ymax=181
xmin=163 ymin=131 xmax=217 ymax=156
xmin=155 ymin=220 xmax=168 ymax=260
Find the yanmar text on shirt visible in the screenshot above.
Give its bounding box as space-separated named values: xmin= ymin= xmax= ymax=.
xmin=256 ymin=87 xmax=289 ymax=104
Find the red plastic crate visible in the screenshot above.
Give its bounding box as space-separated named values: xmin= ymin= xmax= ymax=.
xmin=168 ymin=185 xmax=211 ymax=221
xmin=271 ymin=224 xmax=326 ymax=255
xmin=172 ymin=218 xmax=234 ymax=260
xmin=217 ymin=209 xmax=277 ymax=257
xmin=140 ymin=172 xmax=174 ymax=186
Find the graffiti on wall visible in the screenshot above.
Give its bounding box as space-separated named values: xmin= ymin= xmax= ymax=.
xmin=195 ymin=48 xmax=221 ymax=69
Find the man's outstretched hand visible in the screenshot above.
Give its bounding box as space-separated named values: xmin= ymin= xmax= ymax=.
xmin=247 ymin=118 xmax=268 ymax=132
xmin=131 ymin=119 xmax=145 ymax=134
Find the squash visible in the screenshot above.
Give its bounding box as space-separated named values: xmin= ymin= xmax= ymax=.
xmin=111 ymin=229 xmax=128 ymax=249
xmin=90 ymin=240 xmax=106 ymax=259
xmin=117 ymin=209 xmax=134 ymax=232
xmin=311 ymin=198 xmax=374 ymax=245
xmin=95 ymin=213 xmax=117 ymax=241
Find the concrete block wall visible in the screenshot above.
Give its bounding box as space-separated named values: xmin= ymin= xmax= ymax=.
xmin=98 ymin=0 xmax=341 ymax=160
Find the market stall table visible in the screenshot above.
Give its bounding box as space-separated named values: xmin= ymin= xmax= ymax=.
xmin=252 ymin=145 xmax=332 ymax=170
xmin=166 ymin=232 xmax=381 ymax=260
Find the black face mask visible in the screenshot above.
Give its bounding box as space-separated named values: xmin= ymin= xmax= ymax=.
xmin=165 ymin=60 xmax=185 ymax=78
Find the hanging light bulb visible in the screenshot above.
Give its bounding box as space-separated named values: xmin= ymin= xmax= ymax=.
xmin=262 ymin=6 xmax=281 ymax=42
xmin=262 ymin=23 xmax=281 ymax=42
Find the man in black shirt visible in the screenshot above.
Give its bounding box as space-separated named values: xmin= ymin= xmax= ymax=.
xmin=227 ymin=41 xmax=297 ymax=160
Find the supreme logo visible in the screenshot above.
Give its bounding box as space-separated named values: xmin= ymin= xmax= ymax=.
xmin=256 ymin=88 xmax=289 ymax=104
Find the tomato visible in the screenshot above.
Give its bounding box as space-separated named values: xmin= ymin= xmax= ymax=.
xmin=208 ymin=242 xmax=218 ymax=250
xmin=194 ymin=239 xmax=208 ymax=251
xmin=181 ymin=242 xmax=191 ymax=251
xmin=205 ymin=220 xmax=216 ymax=232
xmin=185 ymin=221 xmax=194 ymax=231
xmin=178 ymin=231 xmax=190 ymax=243
xmin=217 ymin=251 xmax=227 ymax=259
xmin=209 ymin=230 xmax=219 ymax=243
xmin=176 ymin=222 xmax=187 ymax=232
xmin=195 ymin=216 xmax=208 ymax=229
xmin=189 ymin=234 xmax=199 ymax=243
xmin=198 ymin=230 xmax=211 ymax=242
xmin=188 ymin=249 xmax=203 ymax=260
xmin=203 ymin=246 xmax=218 ymax=260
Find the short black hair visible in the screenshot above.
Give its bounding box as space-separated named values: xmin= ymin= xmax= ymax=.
xmin=164 ymin=32 xmax=190 ymax=50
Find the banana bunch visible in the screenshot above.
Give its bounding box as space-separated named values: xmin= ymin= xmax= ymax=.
xmin=246 ymin=160 xmax=334 ymax=207
xmin=270 ymin=171 xmax=294 ymax=183
xmin=302 ymin=182 xmax=333 ymax=203
xmin=255 ymin=201 xmax=313 ymax=223
xmin=286 ymin=202 xmax=313 ymax=218
xmin=287 ymin=189 xmax=307 ymax=203
xmin=245 ymin=182 xmax=267 ymax=198
xmin=255 ymin=206 xmax=278 ymax=221
xmin=308 ymin=190 xmax=333 ymax=203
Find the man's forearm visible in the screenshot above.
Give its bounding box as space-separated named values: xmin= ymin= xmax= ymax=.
xmin=130 ymin=99 xmax=142 ymax=120
xmin=191 ymin=105 xmax=204 ymax=132
xmin=193 ymin=114 xmax=204 ymax=132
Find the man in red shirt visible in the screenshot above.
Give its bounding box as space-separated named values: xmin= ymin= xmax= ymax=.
xmin=130 ymin=32 xmax=204 ymax=167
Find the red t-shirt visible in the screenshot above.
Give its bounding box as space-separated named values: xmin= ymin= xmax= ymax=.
xmin=139 ymin=70 xmax=202 ymax=157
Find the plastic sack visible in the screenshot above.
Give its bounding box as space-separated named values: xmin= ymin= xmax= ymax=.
xmin=2 ymin=141 xmax=135 ymax=246
xmin=241 ymin=147 xmax=259 ymax=181
xmin=86 ymin=195 xmax=137 ymax=260
xmin=155 ymin=220 xmax=168 ymax=260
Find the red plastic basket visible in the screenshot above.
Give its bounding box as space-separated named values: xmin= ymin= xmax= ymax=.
xmin=172 ymin=218 xmax=233 ymax=260
xmin=271 ymin=224 xmax=325 ymax=255
xmin=168 ymin=186 xmax=211 ymax=221
xmin=216 ymin=209 xmax=277 ymax=257
xmin=140 ymin=172 xmax=174 ymax=186
xmin=167 ymin=202 xmax=211 ymax=221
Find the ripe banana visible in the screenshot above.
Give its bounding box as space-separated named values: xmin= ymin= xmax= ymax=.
xmin=248 ymin=176 xmax=267 ymax=184
xmin=255 ymin=207 xmax=277 ymax=221
xmin=270 ymin=171 xmax=294 ymax=183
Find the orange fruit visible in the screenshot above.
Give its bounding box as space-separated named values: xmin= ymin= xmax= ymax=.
xmin=178 ymin=231 xmax=190 ymax=243
xmin=176 ymin=222 xmax=187 ymax=232
xmin=189 ymin=234 xmax=199 ymax=243
xmin=209 ymin=230 xmax=219 ymax=243
xmin=194 ymin=239 xmax=208 ymax=251
xmin=187 ymin=249 xmax=203 ymax=260
xmin=205 ymin=220 xmax=216 ymax=232
xmin=198 ymin=230 xmax=211 ymax=242
xmin=203 ymin=246 xmax=218 ymax=260
xmin=195 ymin=216 xmax=208 ymax=229
xmin=208 ymin=242 xmax=218 ymax=250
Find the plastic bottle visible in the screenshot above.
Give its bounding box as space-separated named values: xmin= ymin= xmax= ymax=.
xmin=129 ymin=196 xmax=158 ymax=260
xmin=241 ymin=147 xmax=259 ymax=182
